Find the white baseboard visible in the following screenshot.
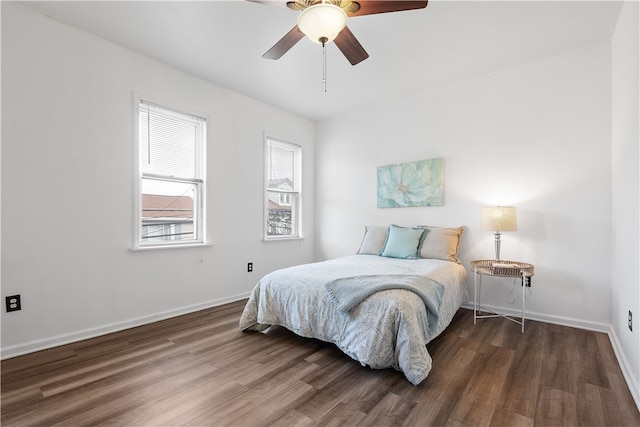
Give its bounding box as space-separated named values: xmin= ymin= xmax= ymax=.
xmin=460 ymin=302 xmax=610 ymax=332
xmin=608 ymin=327 xmax=640 ymax=412
xmin=1 ymin=293 xmax=251 ymax=360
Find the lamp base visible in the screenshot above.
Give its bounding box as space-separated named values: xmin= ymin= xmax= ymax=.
xmin=493 ymin=232 xmax=502 ymax=260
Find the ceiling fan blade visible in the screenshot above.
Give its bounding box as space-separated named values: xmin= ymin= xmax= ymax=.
xmin=263 ymin=25 xmax=305 ymax=60
xmin=345 ymin=0 xmax=428 ymax=17
xmin=334 ymin=26 xmax=369 ymax=66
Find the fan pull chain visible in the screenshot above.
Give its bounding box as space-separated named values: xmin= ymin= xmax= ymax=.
xmin=321 ymin=37 xmax=328 ymax=93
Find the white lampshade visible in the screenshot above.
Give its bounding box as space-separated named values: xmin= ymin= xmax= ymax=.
xmin=481 ymin=206 xmax=517 ymax=232
xmin=297 ymin=3 xmax=347 ymax=44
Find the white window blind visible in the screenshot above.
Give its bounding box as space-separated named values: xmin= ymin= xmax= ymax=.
xmin=136 ymin=99 xmax=206 ymax=248
xmin=139 ymin=102 xmax=201 ymax=179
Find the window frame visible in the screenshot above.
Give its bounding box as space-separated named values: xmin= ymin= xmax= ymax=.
xmin=133 ymin=95 xmax=208 ymax=250
xmin=264 ymin=135 xmax=302 ymax=241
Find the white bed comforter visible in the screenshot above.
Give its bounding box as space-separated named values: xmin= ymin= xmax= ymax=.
xmin=239 ymin=255 xmax=468 ymax=385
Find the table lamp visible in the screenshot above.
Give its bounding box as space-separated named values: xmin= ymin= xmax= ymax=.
xmin=481 ymin=206 xmax=517 ymax=260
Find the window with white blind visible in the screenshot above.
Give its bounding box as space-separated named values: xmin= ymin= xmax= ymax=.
xmin=135 ymin=99 xmax=206 ymax=248
xmin=265 ymin=137 xmax=301 ymax=240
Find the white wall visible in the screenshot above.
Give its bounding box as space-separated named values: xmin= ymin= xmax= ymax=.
xmin=611 ymin=1 xmax=640 ymax=407
xmin=316 ymin=42 xmax=613 ymax=330
xmin=1 ymin=3 xmax=315 ymax=357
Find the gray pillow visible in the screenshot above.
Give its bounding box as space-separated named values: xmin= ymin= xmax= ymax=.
xmin=356 ymin=226 xmax=387 ymax=255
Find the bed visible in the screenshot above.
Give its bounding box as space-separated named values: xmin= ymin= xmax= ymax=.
xmin=239 ymin=225 xmax=467 ymax=385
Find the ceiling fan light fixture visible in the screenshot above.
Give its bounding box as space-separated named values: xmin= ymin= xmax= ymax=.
xmin=297 ymin=3 xmax=347 ymax=44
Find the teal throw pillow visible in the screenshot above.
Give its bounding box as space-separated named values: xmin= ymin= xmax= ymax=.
xmin=379 ymin=225 xmax=427 ymax=259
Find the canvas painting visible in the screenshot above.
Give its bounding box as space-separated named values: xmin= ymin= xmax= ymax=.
xmin=377 ymin=158 xmax=443 ymax=208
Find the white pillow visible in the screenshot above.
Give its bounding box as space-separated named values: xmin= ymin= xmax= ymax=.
xmin=356 ymin=226 xmax=387 ymax=255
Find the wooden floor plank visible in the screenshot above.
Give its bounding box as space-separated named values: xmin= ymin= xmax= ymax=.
xmin=535 ymin=386 xmax=579 ymax=426
xmin=2 ymin=301 xmax=639 ymax=426
xmin=269 ymin=409 xmax=316 ymax=427
xmin=358 ymin=392 xmax=415 ymax=426
xmin=313 ymin=402 xmax=368 ymax=427
xmin=446 ymin=344 xmax=514 ymax=426
xmin=401 ymin=346 xmax=477 ymax=426
xmin=489 ymin=327 xmax=545 ymax=427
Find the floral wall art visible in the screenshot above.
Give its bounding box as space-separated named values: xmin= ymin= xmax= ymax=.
xmin=377 ymin=158 xmax=443 ymax=208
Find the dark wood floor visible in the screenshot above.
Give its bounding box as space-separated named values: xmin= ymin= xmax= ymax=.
xmin=2 ymin=300 xmax=639 ymax=426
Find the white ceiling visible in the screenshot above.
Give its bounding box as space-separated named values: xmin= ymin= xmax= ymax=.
xmin=18 ymin=0 xmax=622 ymax=122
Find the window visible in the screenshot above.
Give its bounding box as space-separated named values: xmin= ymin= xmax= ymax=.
xmin=265 ymin=137 xmax=301 ymax=240
xmin=135 ymin=99 xmax=206 ymax=248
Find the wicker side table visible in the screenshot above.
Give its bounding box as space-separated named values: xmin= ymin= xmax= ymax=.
xmin=470 ymin=260 xmax=534 ymax=333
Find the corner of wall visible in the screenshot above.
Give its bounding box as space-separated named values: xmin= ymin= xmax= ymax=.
xmin=609 ymin=326 xmax=640 ymax=412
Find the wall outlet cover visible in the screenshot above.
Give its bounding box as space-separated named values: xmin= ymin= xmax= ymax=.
xmin=6 ymin=295 xmax=21 ymax=312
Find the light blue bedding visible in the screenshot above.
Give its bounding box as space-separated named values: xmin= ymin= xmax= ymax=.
xmin=325 ymin=274 xmax=444 ymax=329
xmin=239 ymin=255 xmax=468 ymax=385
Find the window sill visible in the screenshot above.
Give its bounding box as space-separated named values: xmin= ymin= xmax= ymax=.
xmin=130 ymin=243 xmax=213 ymax=252
xmin=262 ymin=236 xmax=304 ymax=242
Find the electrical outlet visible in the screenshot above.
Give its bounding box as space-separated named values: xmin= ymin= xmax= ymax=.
xmin=6 ymin=295 xmax=21 ymax=312
xmin=629 ymin=311 xmax=633 ymax=332
xmin=247 ymin=262 xmax=253 ymax=272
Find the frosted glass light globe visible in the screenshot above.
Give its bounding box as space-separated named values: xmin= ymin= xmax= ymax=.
xmin=297 ymin=3 xmax=347 ymax=44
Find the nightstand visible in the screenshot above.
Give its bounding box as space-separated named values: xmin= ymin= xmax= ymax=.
xmin=470 ymin=259 xmax=535 ymax=333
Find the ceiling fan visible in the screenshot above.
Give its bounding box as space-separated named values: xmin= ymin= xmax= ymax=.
xmin=250 ymin=0 xmax=429 ymax=66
